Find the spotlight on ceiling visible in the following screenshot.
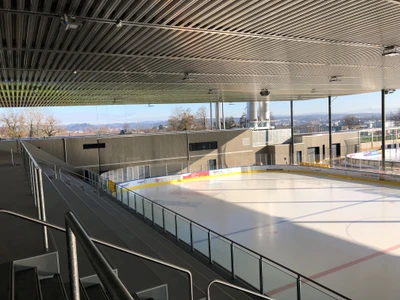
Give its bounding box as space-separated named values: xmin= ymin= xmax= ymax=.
xmin=259 ymin=89 xmax=270 ymax=97
xmin=182 ymin=72 xmax=192 ymax=81
xmin=73 ymin=70 xmax=77 ymax=74
xmin=384 ymin=89 xmax=396 ymax=94
xmin=311 ymin=88 xmax=316 ymax=93
xmin=61 ymin=14 xmax=81 ymax=30
xmin=329 ymin=76 xmax=341 ymax=82
xmin=116 ymin=20 xmax=123 ymax=28
xmin=382 ymin=45 xmax=400 ymax=57
xmin=208 ymin=89 xmax=218 ymax=94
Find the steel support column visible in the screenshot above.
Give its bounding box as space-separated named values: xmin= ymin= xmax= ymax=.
xmin=210 ymin=102 xmax=213 ymax=130
xmin=382 ymin=89 xmax=386 ymax=171
xmin=290 ymin=101 xmax=294 ymax=164
xmin=328 ymin=96 xmax=333 ymax=164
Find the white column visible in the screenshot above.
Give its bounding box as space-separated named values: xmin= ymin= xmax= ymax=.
xmin=216 ymin=101 xmax=221 ymax=129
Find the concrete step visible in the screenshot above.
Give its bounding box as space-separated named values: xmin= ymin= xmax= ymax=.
xmin=0 ymin=262 xmax=13 ymax=300
xmin=63 ymin=180 xmax=193 ymax=299
xmin=40 ymin=274 xmax=68 ymax=300
xmin=46 ymin=178 xmax=165 ymax=295
xmin=14 ymin=267 xmax=42 ymax=300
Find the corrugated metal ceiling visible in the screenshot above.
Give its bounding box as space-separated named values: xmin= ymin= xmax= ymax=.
xmin=0 ymin=0 xmax=399 ymax=106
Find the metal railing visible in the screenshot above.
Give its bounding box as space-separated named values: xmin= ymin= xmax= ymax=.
xmin=207 ymin=279 xmax=273 ymax=300
xmin=103 ymin=180 xmax=350 ymax=300
xmin=32 ymin=156 xmax=58 ymax=179
xmin=20 ymin=141 xmax=49 ymax=251
xmin=0 ymin=209 xmax=194 ymax=300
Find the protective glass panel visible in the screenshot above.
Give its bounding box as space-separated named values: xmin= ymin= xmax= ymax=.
xmin=233 ymin=245 xmax=260 ymax=290
xmin=164 ymin=210 xmax=175 ymax=235
xmin=211 ymin=234 xmax=231 ymax=272
xmin=192 ymin=224 xmax=209 ymax=256
xmin=136 ymin=195 xmax=143 ymax=215
xmin=262 ymin=262 xmax=297 ymax=300
xmin=143 ymin=199 xmax=152 ymax=221
xmin=177 ymin=217 xmax=190 ymax=245
xmin=301 ymin=281 xmax=337 ymax=300
xmin=128 ymin=193 xmax=136 ymax=211
xmin=153 ymin=205 xmax=163 ymax=227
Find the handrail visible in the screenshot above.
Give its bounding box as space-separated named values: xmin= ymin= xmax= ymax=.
xmin=32 ymin=156 xmax=58 ymax=178
xmin=0 ymin=209 xmax=194 ymax=300
xmin=206 ymin=279 xmax=274 ymax=300
xmin=115 ymin=184 xmax=351 ymax=300
xmin=59 ymin=167 xmax=97 ymax=185
xmin=65 ymin=212 xmax=136 ymax=300
xmin=20 ymin=141 xmax=49 ymax=251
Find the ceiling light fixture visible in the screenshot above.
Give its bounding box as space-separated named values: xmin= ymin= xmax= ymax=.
xmin=182 ymin=72 xmax=193 ymax=81
xmin=73 ymin=70 xmax=77 ymax=74
xmin=382 ymin=45 xmax=400 ymax=57
xmin=329 ymin=76 xmax=341 ymax=82
xmin=259 ymin=89 xmax=270 ymax=97
xmin=61 ymin=14 xmax=82 ymax=30
xmin=116 ymin=20 xmax=123 ymax=28
xmin=384 ymin=89 xmax=396 ymax=94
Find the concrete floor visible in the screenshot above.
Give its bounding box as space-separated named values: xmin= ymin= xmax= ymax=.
xmin=136 ymin=172 xmax=400 ymax=300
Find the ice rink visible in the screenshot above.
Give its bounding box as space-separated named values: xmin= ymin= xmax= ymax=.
xmin=135 ymin=172 xmax=400 ymax=300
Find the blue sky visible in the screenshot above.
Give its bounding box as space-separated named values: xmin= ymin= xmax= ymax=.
xmin=1 ymin=91 xmax=399 ymax=125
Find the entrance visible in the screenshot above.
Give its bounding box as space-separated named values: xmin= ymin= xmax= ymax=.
xmin=208 ymin=159 xmax=217 ymax=170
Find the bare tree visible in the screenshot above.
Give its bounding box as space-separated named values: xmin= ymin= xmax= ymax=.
xmin=225 ymin=116 xmax=236 ymax=129
xmin=168 ymin=107 xmax=195 ymax=131
xmin=0 ymin=110 xmax=28 ymax=138
xmin=342 ymin=115 xmax=359 ymax=130
xmin=27 ymin=108 xmax=45 ymax=138
xmin=239 ymin=112 xmax=247 ymax=128
xmin=42 ymin=115 xmax=59 ymax=137
xmin=194 ymin=106 xmax=208 ymax=130
xmin=390 ymin=109 xmax=400 ymax=126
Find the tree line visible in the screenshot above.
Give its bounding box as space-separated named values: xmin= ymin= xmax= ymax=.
xmin=167 ymin=106 xmax=239 ymax=131
xmin=0 ymin=109 xmax=61 ymax=138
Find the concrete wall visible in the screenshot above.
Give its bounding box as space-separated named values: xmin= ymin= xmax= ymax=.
xmin=23 ymin=130 xmax=254 ymax=174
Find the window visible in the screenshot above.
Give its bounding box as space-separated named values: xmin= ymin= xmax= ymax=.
xmin=83 ymin=143 xmax=105 ymax=149
xmin=189 ymin=141 xmax=218 ymax=151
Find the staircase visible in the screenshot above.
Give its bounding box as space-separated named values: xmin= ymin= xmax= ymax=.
xmin=0 ymin=251 xmax=163 ymax=300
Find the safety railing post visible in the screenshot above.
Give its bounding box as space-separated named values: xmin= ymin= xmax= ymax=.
xmin=208 ymin=231 xmax=212 ymax=264
xmin=297 ymin=275 xmax=302 ymax=300
xmin=38 ymin=168 xmax=48 ymax=251
xmin=66 ymin=223 xmax=80 ymax=300
xmin=231 ymin=242 xmax=235 ymax=278
xmin=33 ymin=164 xmax=39 ymax=208
xmin=175 ymin=214 xmax=178 ymax=241
xmin=162 ymin=208 xmax=166 ymax=233
xmin=190 ymin=222 xmax=194 ymax=252
xmin=11 ymin=148 xmax=14 ymax=166
xmin=259 ymin=256 xmax=264 ymax=294
xmin=151 ymin=202 xmax=155 ymax=226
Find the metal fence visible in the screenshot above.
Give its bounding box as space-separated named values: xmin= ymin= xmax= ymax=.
xmin=95 ymin=177 xmax=350 ymax=300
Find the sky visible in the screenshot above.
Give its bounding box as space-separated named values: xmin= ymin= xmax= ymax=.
xmin=0 ymin=91 xmax=399 ymax=125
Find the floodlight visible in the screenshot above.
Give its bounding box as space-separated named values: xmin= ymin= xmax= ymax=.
xmin=61 ymin=14 xmax=81 ymax=30
xmin=116 ymin=20 xmax=123 ymax=28
xmin=259 ymin=89 xmax=270 ymax=97
xmin=384 ymin=89 xmax=396 ymax=94
xmin=182 ymin=72 xmax=192 ymax=80
xmin=382 ymin=45 xmax=400 ymax=57
xmin=329 ymin=76 xmax=341 ymax=82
